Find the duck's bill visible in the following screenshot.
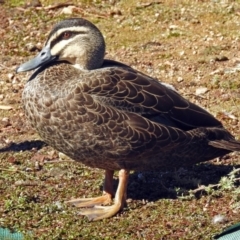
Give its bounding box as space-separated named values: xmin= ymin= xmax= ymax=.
xmin=16 ymin=45 xmax=57 ymax=73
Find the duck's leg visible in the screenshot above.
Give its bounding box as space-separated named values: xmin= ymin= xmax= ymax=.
xmin=69 ymin=169 xmax=129 ymax=221
xmin=79 ymin=169 xmax=129 ymax=221
xmin=66 ymin=170 xmax=114 ymax=207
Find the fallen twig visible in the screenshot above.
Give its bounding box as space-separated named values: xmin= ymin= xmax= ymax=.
xmin=0 ymin=167 xmax=19 ymax=172
xmin=0 ymin=167 xmax=30 ymax=177
xmin=136 ymin=1 xmax=162 ymax=9
xmin=15 ymin=180 xmax=41 ymax=186
xmin=190 ymin=174 xmax=240 ymax=194
xmin=33 ymin=3 xmax=109 ymax=19
xmin=44 ymin=160 xmax=73 ymax=164
xmin=0 ymin=105 xmax=13 ymax=110
xmin=36 ymin=2 xmax=75 ymax=10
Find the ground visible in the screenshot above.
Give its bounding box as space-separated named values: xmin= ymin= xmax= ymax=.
xmin=0 ymin=0 xmax=239 ymax=239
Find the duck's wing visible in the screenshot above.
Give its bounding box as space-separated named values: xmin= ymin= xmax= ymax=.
xmin=82 ymin=62 xmax=222 ymax=131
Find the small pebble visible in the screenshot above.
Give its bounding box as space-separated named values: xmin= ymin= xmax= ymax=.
xmin=212 ymin=215 xmax=227 ymax=224
xmin=195 ymin=87 xmax=208 ymax=95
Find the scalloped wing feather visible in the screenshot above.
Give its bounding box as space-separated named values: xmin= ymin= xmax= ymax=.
xmin=79 ymin=64 xmax=222 ymax=130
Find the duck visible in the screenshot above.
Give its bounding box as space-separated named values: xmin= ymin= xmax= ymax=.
xmin=16 ymin=18 xmax=240 ymax=221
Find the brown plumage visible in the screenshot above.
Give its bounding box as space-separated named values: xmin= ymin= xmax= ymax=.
xmin=17 ymin=18 xmax=240 ymax=221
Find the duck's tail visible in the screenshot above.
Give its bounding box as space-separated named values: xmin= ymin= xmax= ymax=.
xmin=209 ymin=139 xmax=240 ymax=152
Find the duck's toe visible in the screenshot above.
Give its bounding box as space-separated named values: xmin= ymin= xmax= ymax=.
xmin=79 ymin=203 xmax=122 ymax=221
xmin=66 ymin=193 xmax=112 ymax=208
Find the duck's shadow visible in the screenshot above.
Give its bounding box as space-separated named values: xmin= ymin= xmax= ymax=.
xmin=1 ymin=140 xmax=239 ymax=202
xmin=113 ymin=162 xmax=240 ymax=202
xmin=0 ymin=140 xmax=46 ymax=152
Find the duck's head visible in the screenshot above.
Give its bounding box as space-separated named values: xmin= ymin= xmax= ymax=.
xmin=16 ymin=18 xmax=106 ymax=72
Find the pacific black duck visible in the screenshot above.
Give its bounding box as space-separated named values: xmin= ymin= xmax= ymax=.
xmin=17 ymin=18 xmax=240 ymax=221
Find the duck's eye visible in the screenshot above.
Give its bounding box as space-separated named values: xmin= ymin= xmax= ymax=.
xmin=62 ymin=32 xmax=71 ymax=39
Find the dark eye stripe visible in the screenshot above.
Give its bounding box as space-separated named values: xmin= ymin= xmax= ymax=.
xmin=49 ymin=31 xmax=86 ymax=49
